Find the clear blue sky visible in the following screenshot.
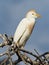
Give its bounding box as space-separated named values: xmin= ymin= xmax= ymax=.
xmin=0 ymin=0 xmax=49 ymax=64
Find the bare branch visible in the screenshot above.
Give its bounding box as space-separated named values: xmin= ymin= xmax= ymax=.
xmin=0 ymin=33 xmax=49 ymax=65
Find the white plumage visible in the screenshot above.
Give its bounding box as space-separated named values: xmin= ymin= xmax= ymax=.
xmin=14 ymin=10 xmax=41 ymax=48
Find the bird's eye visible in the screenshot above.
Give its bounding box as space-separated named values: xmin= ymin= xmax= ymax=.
xmin=32 ymin=13 xmax=34 ymax=15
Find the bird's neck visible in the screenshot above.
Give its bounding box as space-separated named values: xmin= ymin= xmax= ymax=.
xmin=27 ymin=17 xmax=35 ymax=23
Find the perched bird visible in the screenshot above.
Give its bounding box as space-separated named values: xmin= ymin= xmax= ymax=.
xmin=14 ymin=10 xmax=41 ymax=49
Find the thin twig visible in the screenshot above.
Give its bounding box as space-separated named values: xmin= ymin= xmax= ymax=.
xmin=15 ymin=48 xmax=44 ymax=65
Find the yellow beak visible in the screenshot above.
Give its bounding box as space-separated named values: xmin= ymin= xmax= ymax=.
xmin=36 ymin=13 xmax=41 ymax=18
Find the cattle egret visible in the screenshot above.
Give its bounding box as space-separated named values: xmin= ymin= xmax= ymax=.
xmin=14 ymin=10 xmax=41 ymax=49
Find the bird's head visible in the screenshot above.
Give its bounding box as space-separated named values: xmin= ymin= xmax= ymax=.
xmin=26 ymin=10 xmax=41 ymax=19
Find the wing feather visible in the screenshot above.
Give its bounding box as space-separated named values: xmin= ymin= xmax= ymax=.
xmin=14 ymin=18 xmax=28 ymax=43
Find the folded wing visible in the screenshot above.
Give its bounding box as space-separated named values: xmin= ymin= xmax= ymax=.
xmin=14 ymin=18 xmax=28 ymax=44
